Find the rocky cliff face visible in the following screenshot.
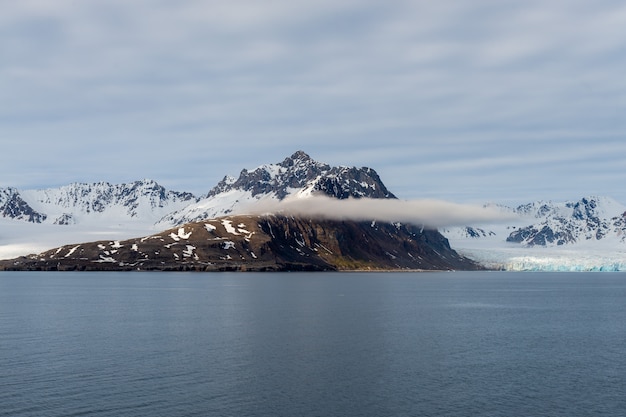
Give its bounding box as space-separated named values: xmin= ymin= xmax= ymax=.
xmin=0 ymin=188 xmax=47 ymax=223
xmin=0 ymin=215 xmax=481 ymax=272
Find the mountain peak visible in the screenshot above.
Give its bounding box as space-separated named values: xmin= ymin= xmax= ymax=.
xmin=166 ymin=151 xmax=396 ymax=225
xmin=228 ymin=151 xmax=394 ymax=200
xmin=280 ymin=150 xmax=313 ymax=166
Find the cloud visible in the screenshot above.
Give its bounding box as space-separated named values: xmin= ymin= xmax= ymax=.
xmin=247 ymin=195 xmax=519 ymax=228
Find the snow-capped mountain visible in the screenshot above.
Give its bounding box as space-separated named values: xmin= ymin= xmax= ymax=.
xmin=3 ymin=179 xmax=197 ymax=226
xmin=158 ymin=150 xmax=395 ymax=226
xmin=507 ymin=196 xmax=626 ymax=245
xmin=445 ymin=196 xmax=626 ymax=246
xmin=442 ymin=196 xmax=626 ymax=271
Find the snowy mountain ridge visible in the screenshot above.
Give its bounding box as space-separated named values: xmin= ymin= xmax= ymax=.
xmin=512 ymin=196 xmax=626 ymax=244
xmin=2 ymin=179 xmax=197 ymax=226
xmin=445 ymin=196 xmax=626 ymax=246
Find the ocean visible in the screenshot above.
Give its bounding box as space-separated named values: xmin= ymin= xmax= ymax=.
xmin=1 ymin=271 xmax=625 ymax=416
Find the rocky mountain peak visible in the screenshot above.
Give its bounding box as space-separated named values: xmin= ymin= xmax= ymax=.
xmin=279 ymin=150 xmax=316 ymax=168
xmin=206 ymin=151 xmax=394 ymax=200
xmin=162 ymin=151 xmax=396 ymax=226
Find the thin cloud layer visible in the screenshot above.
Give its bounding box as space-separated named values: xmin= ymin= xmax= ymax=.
xmin=248 ymin=195 xmax=519 ymax=228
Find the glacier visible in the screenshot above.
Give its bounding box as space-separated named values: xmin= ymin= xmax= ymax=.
xmin=454 ymin=246 xmax=626 ymax=272
xmin=442 ymin=196 xmax=626 ymax=272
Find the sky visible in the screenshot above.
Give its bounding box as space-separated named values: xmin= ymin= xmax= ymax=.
xmin=2 ymin=0 xmax=626 ymax=205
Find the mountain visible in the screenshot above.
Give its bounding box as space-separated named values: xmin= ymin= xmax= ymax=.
xmin=1 ymin=152 xmax=393 ymax=231
xmin=158 ymin=150 xmax=395 ymax=226
xmin=1 ymin=180 xmax=197 ymax=226
xmin=506 ymin=196 xmax=626 ymax=246
xmin=445 ymin=196 xmax=626 ymax=247
xmin=4 ymin=151 xmax=626 ymax=272
xmin=0 ymin=151 xmax=411 ymax=265
xmin=0 ymin=180 xmax=199 ymax=260
xmin=441 ymin=196 xmax=626 ymax=271
xmin=0 ymin=214 xmax=481 ymax=272
xmin=0 ymin=151 xmax=481 ymax=271
xmin=25 ymin=179 xmax=197 ymax=224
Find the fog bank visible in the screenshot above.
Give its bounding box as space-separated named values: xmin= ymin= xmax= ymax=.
xmin=249 ymin=196 xmax=518 ymax=228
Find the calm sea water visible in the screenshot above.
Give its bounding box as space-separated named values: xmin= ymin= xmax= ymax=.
xmin=1 ymin=271 xmax=625 ymax=417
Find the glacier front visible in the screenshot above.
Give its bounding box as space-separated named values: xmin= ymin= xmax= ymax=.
xmin=453 ymin=246 xmax=626 ymax=272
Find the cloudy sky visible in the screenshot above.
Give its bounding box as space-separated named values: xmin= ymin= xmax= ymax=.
xmin=2 ymin=0 xmax=626 ymax=205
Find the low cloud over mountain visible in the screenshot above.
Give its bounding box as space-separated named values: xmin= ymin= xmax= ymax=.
xmin=249 ymin=195 xmax=519 ymax=228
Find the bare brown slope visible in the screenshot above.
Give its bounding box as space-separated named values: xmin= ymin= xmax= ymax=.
xmin=0 ymin=215 xmax=482 ymax=271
